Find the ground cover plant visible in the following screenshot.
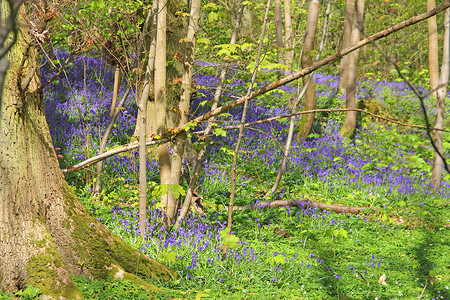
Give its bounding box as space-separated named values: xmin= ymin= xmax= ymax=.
xmin=27 ymin=52 xmax=450 ymax=299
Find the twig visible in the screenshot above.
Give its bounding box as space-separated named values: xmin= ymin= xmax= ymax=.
xmin=355 ymin=268 xmax=368 ymax=284
xmin=418 ymin=283 xmax=427 ymax=299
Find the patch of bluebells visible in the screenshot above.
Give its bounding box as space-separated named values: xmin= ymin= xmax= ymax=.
xmin=95 ymin=202 xmax=341 ymax=281
xmin=44 ymin=52 xmax=450 ymax=199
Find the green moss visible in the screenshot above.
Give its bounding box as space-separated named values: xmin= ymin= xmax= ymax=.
xmin=26 ymin=237 xmax=81 ymax=299
xmin=109 ymin=237 xmax=178 ymax=281
xmin=62 ymin=181 xmax=177 ymax=287
xmin=62 ymin=218 xmax=72 ymax=230
xmin=122 ymin=272 xmax=162 ymax=292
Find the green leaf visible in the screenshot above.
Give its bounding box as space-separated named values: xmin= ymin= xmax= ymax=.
xmin=213 ymin=127 xmax=227 ymax=137
xmin=219 ymin=228 xmax=239 ymax=248
xmin=208 ymin=11 xmax=218 ymax=23
xmin=197 ymin=38 xmax=211 ymax=46
xmin=203 ymin=2 xmax=217 ymax=9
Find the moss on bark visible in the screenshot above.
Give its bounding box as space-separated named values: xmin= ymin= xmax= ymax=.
xmin=25 ymin=237 xmax=82 ymax=299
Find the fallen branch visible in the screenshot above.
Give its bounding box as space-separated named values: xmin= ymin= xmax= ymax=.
xmin=231 ymin=199 xmax=373 ymax=215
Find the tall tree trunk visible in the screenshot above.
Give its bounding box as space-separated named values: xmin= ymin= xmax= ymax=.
xmin=175 ymin=2 xmax=245 ymax=229
xmin=169 ymin=0 xmax=201 ymax=219
xmin=154 ymin=0 xmax=173 ymax=226
xmin=337 ymin=0 xmax=355 ymax=94
xmin=109 ymin=65 xmax=121 ymax=117
xmin=341 ymin=0 xmax=364 ymax=138
xmin=284 ymin=0 xmax=293 ymax=73
xmin=0 ymin=4 xmax=175 ymax=297
xmin=428 ymin=0 xmax=439 ymax=97
xmin=274 ymin=0 xmax=284 ymax=78
xmin=298 ymin=0 xmax=320 ymax=139
xmin=431 ymin=7 xmax=450 ymax=188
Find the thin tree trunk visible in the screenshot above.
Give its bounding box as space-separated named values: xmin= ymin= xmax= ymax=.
xmin=338 ymin=0 xmax=355 ymax=94
xmin=284 ymin=0 xmax=293 ymax=73
xmin=0 ymin=3 xmax=175 ymax=296
xmin=428 ymin=0 xmax=439 ymax=97
xmin=109 ymin=65 xmax=121 ymax=116
xmin=431 ymin=7 xmax=450 ymax=188
xmin=298 ymin=0 xmax=320 ymax=139
xmin=341 ymin=0 xmax=364 ymax=137
xmin=154 ymin=0 xmax=173 ymax=227
xmin=169 ymin=0 xmax=201 ymax=220
xmin=228 ymin=0 xmax=272 ymax=232
xmin=138 ymin=41 xmax=157 ymax=238
xmin=175 ymin=2 xmax=245 ymax=229
xmin=275 ymin=0 xmax=284 ymax=78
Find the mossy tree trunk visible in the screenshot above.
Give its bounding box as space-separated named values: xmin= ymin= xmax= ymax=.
xmin=0 ymin=5 xmax=175 ymax=298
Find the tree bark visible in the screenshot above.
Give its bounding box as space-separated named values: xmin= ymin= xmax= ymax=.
xmin=284 ymin=0 xmax=293 ymax=73
xmin=431 ymin=7 xmax=450 ymax=188
xmin=337 ymin=0 xmax=355 ymax=94
xmin=274 ymin=0 xmax=284 ymax=78
xmin=0 ymin=4 xmax=175 ymax=297
xmin=175 ymin=2 xmax=245 ymax=229
xmin=232 ymin=199 xmax=372 ymax=215
xmin=269 ymin=0 xmax=331 ymax=196
xmin=169 ymin=0 xmax=201 ymax=221
xmin=428 ymin=0 xmax=439 ymax=97
xmin=154 ymin=0 xmax=175 ymax=227
xmin=341 ymin=0 xmax=364 ymax=138
xmin=109 ymin=65 xmax=121 ymax=117
xmin=298 ymin=0 xmax=320 ymax=139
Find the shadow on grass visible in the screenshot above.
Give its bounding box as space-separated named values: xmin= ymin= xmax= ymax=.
xmin=415 ymin=228 xmax=450 ymax=299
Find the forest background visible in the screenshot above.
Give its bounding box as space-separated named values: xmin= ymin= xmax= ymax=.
xmin=0 ymin=0 xmax=449 ymax=299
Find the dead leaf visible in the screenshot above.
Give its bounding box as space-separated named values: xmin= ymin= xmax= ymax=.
xmin=378 ymin=274 xmax=387 ymax=286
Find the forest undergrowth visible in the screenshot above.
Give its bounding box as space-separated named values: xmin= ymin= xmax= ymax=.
xmin=3 ymin=52 xmax=449 ymax=299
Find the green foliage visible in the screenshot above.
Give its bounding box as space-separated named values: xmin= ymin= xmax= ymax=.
xmin=73 ymin=277 xmax=153 ymax=299
xmin=219 ymin=227 xmax=240 ymax=248
xmin=152 ymin=184 xmax=186 ymax=199
xmin=14 ymin=286 xmax=42 ymax=300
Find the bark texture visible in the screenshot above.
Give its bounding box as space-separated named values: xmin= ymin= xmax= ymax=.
xmin=298 ymin=0 xmax=320 ymax=139
xmin=431 ymin=7 xmax=450 ymax=188
xmin=274 ymin=0 xmax=285 ymax=78
xmin=428 ymin=0 xmax=439 ymax=97
xmin=0 ymin=6 xmax=175 ymax=298
xmin=341 ymin=0 xmax=364 ymax=137
xmin=284 ymin=0 xmax=293 ymax=73
xmin=337 ymin=0 xmax=355 ymax=93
